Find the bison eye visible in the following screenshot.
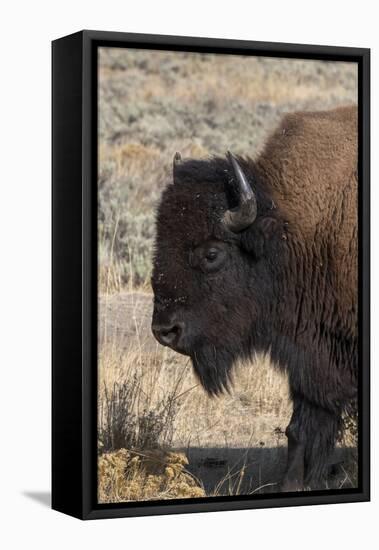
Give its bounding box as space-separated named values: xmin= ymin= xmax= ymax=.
xmin=190 ymin=242 xmax=227 ymax=273
xmin=200 ymin=246 xmax=227 ymax=273
xmin=205 ymin=249 xmax=218 ymax=262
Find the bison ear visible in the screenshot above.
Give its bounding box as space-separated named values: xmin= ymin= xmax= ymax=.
xmin=173 ymin=152 xmax=182 ymax=184
xmin=240 ymin=216 xmax=279 ymax=258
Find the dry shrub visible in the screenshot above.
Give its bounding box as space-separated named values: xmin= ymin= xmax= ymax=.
xmin=98 ymin=344 xmax=191 ymax=454
xmin=98 ymin=377 xmax=180 ymax=453
xmin=97 ymin=344 xmax=201 ymax=502
xmin=98 ymin=448 xmax=205 ymax=503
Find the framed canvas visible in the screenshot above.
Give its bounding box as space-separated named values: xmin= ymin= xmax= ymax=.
xmin=52 ymin=30 xmax=370 ymax=520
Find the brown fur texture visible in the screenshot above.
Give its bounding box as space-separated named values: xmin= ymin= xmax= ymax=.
xmin=257 ymin=106 xmax=357 ymax=335
xmin=151 ymin=106 xmax=358 ymax=490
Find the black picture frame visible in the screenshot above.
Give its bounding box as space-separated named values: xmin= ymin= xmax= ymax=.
xmin=52 ymin=30 xmax=370 ymax=520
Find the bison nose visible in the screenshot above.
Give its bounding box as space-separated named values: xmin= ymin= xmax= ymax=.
xmin=152 ymin=321 xmax=184 ymax=349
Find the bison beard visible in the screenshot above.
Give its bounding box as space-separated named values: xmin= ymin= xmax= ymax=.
xmin=191 ymin=344 xmax=236 ymax=396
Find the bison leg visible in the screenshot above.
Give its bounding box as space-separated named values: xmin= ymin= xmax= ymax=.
xmin=281 ymin=398 xmax=305 ymax=492
xmin=281 ymin=396 xmax=342 ymax=491
xmin=302 ymin=404 xmax=342 ymax=488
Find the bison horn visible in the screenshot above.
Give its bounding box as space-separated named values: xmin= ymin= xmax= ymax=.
xmin=223 ymin=151 xmax=257 ymax=232
xmin=173 ymin=152 xmax=182 ymax=183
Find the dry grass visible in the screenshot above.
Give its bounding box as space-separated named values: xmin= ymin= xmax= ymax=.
xmin=98 ymin=344 xmax=192 ymax=453
xmin=128 ymin=56 xmax=355 ymax=107
xmin=98 ymin=449 xmax=205 ymax=503
xmin=98 ymin=339 xmax=292 ymax=451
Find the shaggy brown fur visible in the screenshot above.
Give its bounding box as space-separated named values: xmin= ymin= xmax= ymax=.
xmin=151 ymin=106 xmax=358 ymax=491
xmin=257 ymin=106 xmax=357 ymax=334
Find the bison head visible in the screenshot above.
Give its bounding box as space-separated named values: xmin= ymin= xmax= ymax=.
xmin=151 ymin=152 xmax=284 ymax=395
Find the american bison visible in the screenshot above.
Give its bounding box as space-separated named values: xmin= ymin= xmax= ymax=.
xmin=151 ymin=106 xmax=358 ymax=491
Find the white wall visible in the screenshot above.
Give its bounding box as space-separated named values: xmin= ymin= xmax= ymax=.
xmin=0 ymin=1 xmax=376 ymax=548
